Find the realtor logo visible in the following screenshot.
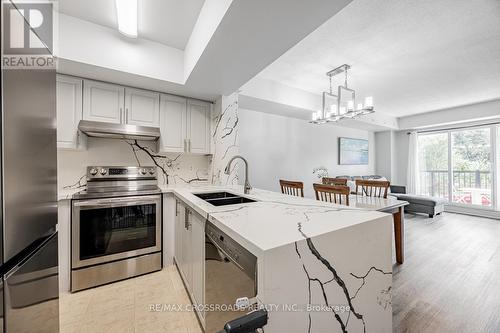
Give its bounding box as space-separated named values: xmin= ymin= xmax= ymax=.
xmin=2 ymin=0 xmax=55 ymax=68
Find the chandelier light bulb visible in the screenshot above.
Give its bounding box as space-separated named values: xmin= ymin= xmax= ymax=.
xmin=347 ymin=100 xmax=354 ymax=111
xmin=364 ymin=96 xmax=373 ymax=108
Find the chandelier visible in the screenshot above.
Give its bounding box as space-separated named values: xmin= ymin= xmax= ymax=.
xmin=310 ymin=64 xmax=374 ymax=124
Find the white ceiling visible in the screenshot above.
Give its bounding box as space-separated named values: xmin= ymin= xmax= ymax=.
xmin=257 ymin=0 xmax=500 ymax=117
xmin=58 ymin=0 xmax=205 ymax=50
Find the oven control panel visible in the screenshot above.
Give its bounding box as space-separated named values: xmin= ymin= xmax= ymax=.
xmin=87 ymin=166 xmax=157 ymax=180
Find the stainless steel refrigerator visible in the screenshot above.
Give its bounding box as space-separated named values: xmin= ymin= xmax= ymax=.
xmin=0 ymin=1 xmax=59 ymax=332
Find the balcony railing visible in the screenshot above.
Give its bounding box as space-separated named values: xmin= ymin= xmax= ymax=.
xmin=419 ymin=170 xmax=492 ymax=206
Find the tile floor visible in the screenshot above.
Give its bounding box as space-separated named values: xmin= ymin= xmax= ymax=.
xmin=59 ymin=265 xmax=202 ymax=333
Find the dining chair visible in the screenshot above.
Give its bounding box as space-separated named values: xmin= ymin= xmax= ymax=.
xmin=313 ymin=183 xmax=350 ymax=206
xmin=355 ymin=179 xmax=390 ymax=198
xmin=322 ymin=177 xmax=348 ymax=186
xmin=279 ymin=179 xmax=304 ymax=197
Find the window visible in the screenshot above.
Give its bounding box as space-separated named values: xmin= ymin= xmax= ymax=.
xmin=418 ymin=133 xmax=449 ymax=199
xmin=451 ymin=129 xmax=492 ymax=207
xmin=417 ymin=126 xmax=495 ymax=209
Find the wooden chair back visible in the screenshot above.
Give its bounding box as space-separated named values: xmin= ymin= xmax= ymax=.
xmin=355 ymin=179 xmax=390 ymax=198
xmin=322 ymin=177 xmax=348 ymax=186
xmin=313 ymin=183 xmax=350 ymax=206
xmin=279 ymin=179 xmax=304 ymax=197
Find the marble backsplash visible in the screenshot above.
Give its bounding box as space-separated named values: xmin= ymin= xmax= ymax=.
xmin=58 ymin=138 xmax=211 ymax=193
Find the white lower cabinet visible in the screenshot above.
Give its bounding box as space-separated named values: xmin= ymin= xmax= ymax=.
xmin=191 ymin=211 xmax=205 ymax=314
xmin=175 ymin=199 xmax=205 ymax=322
xmin=181 ymin=210 xmax=193 ymax=289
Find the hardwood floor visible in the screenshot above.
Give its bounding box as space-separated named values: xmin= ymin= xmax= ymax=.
xmin=393 ymin=212 xmax=500 ymax=332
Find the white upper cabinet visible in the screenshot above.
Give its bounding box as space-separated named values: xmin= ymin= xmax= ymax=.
xmin=187 ymin=99 xmax=211 ymax=154
xmin=59 ymin=76 xmax=209 ymax=153
xmin=56 ymin=75 xmax=85 ymax=150
xmin=159 ymin=94 xmax=187 ymax=152
xmin=83 ymin=80 xmax=124 ymax=124
xmin=125 ymin=88 xmax=160 ymax=127
xmin=159 ymin=95 xmax=211 ymax=154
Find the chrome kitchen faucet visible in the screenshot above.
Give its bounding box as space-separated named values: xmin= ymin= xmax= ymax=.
xmin=224 ymin=155 xmax=252 ymax=194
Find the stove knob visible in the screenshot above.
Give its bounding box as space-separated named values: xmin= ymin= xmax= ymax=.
xmin=148 ymin=168 xmax=155 ymax=175
xmin=99 ymin=168 xmax=107 ymax=175
xmin=139 ymin=168 xmax=147 ymax=175
xmin=89 ymin=168 xmax=98 ymax=176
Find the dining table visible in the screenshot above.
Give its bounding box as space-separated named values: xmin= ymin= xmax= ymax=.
xmin=348 ymin=194 xmax=409 ymax=264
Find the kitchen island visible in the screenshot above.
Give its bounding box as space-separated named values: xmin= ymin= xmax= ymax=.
xmin=164 ymin=185 xmax=393 ymax=333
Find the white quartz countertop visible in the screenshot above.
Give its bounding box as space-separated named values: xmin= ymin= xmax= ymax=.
xmin=162 ymin=185 xmax=393 ymax=256
xmin=60 ymin=183 xmax=404 ymax=256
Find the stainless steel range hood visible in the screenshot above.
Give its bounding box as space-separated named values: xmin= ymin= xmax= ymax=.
xmin=78 ymin=120 xmax=160 ymax=141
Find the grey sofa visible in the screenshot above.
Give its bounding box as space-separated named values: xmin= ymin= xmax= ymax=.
xmin=390 ymin=185 xmax=446 ymax=218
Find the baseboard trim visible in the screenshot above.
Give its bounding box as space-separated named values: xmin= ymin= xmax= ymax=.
xmin=445 ymin=205 xmax=500 ymax=220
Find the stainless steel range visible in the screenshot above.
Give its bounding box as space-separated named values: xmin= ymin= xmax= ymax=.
xmin=71 ymin=166 xmax=162 ymax=292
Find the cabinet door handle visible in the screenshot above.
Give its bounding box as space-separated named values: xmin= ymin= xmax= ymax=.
xmin=120 ymin=108 xmax=123 ymax=123
xmin=188 ymin=139 xmax=191 ymax=152
xmin=126 ymin=108 xmax=129 ymax=123
xmin=185 ymin=209 xmax=192 ymax=230
xmin=183 ymin=139 xmax=187 ymax=152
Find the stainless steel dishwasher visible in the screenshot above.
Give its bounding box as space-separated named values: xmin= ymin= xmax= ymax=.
xmin=205 ymin=221 xmax=257 ymax=333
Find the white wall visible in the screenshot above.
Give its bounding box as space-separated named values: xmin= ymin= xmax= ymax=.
xmin=375 ymin=131 xmax=393 ymax=181
xmin=374 ymin=130 xmax=409 ymax=187
xmin=239 ymin=108 xmax=375 ymax=198
xmin=393 ymin=131 xmax=409 ymax=186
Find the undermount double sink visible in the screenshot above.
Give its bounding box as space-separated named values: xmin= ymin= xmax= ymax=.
xmin=194 ymin=192 xmax=256 ymax=206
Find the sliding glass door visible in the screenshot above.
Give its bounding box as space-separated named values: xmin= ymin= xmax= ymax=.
xmin=418 ymin=132 xmax=449 ymax=199
xmin=417 ymin=126 xmax=496 ymax=209
xmin=451 ymin=128 xmax=492 ymax=207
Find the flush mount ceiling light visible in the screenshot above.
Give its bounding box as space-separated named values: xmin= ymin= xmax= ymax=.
xmin=115 ymin=0 xmax=138 ymax=38
xmin=310 ymin=64 xmax=374 ymax=124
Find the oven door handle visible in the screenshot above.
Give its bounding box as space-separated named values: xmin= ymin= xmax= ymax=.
xmin=73 ymin=198 xmax=159 ymax=209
